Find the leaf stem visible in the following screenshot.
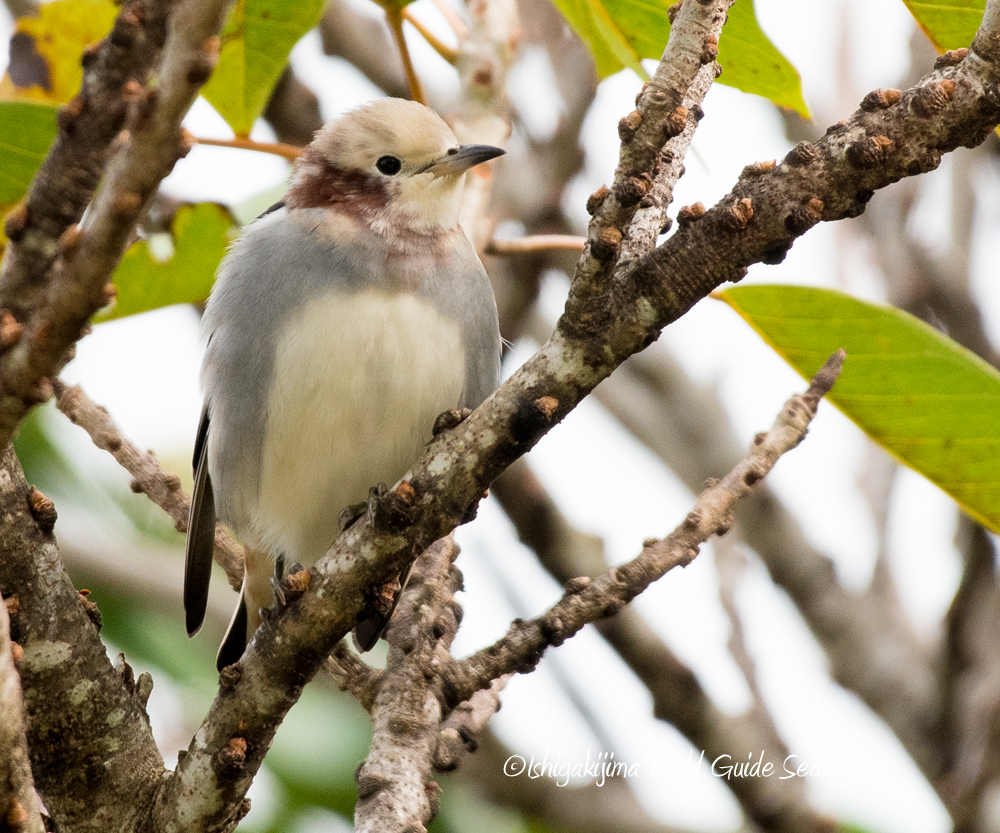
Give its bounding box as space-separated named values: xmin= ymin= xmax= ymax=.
xmin=485 ymin=235 xmax=587 ymax=255
xmin=402 ymin=8 xmax=458 ymax=64
xmin=430 ymin=0 xmax=467 ymax=39
xmin=192 ymin=136 xmax=302 ymax=160
xmin=385 ymin=5 xmax=426 ymax=105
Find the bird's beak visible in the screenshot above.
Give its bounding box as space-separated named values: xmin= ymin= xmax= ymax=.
xmin=419 ymin=144 xmax=505 ymax=177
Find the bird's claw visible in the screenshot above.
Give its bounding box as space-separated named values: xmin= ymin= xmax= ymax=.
xmin=432 ymin=407 xmax=473 ymax=437
xmin=338 ymin=483 xmax=389 ymax=530
xmin=270 ymin=576 xmax=287 ymax=608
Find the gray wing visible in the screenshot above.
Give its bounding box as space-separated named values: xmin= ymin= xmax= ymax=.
xmin=184 ymin=404 xmax=216 ymax=637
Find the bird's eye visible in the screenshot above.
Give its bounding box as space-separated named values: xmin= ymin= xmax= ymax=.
xmin=376 ymin=155 xmax=402 ymax=175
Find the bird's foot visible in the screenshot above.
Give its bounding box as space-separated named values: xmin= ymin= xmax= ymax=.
xmin=432 ymin=407 xmax=473 ymax=437
xmin=338 ymin=483 xmax=389 ymax=531
xmin=268 ymin=562 xmax=310 ymax=611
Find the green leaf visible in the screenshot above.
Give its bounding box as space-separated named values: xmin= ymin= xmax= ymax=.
xmin=719 ymin=285 xmax=1000 ymax=532
xmin=200 ymin=0 xmax=325 ymax=137
xmin=0 ymin=101 xmax=58 ymax=250
xmin=0 ymin=101 xmax=58 ymax=204
xmin=718 ymin=0 xmax=810 ymax=116
xmin=902 ymin=0 xmax=985 ymax=52
xmin=549 ymin=0 xmax=809 ymax=117
xmin=99 ymin=203 xmax=237 ymax=322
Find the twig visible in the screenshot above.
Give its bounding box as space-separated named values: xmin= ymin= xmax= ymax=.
xmin=193 ymin=136 xmax=302 ymax=160
xmin=324 ymin=641 xmax=383 ymax=714
xmin=432 ymin=677 xmax=508 ymax=773
xmin=403 ymin=7 xmax=458 ymax=64
xmin=445 ymin=351 xmax=846 ymax=707
xmin=491 ymin=459 xmax=825 ymax=831
xmin=53 ymin=380 xmax=243 ymax=591
xmin=384 ymin=4 xmax=426 ymax=104
xmin=0 ymin=592 xmax=45 ymax=833
xmin=485 ymin=234 xmax=586 ymax=254
xmin=432 ymin=0 xmax=468 ymax=40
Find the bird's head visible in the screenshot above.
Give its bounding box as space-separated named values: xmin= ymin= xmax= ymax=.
xmin=286 ymin=98 xmax=504 ymax=235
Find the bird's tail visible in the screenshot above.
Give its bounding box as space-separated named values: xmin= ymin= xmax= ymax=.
xmin=216 ymin=547 xmax=271 ymax=671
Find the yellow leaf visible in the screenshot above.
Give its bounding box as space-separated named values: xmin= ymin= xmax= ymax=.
xmin=0 ymin=0 xmax=118 ymax=104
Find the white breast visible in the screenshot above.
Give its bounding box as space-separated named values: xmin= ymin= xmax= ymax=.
xmin=249 ymin=289 xmax=466 ymax=564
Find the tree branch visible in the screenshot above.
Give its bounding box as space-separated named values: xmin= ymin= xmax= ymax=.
xmin=492 ymin=459 xmax=829 ymax=832
xmin=0 ymin=591 xmax=44 ymax=833
xmin=578 ymin=329 xmax=941 ymax=781
xmin=53 ymin=379 xmax=243 ymax=591
xmin=445 ymin=350 xmax=845 ymax=704
xmin=324 ymin=641 xmax=384 ymax=714
xmin=0 ymin=0 xmax=171 ymax=323
xmin=0 ymin=446 xmax=164 ymax=832
xmin=0 ymin=0 xmax=234 ymax=450
xmin=354 ymin=536 xmax=462 ymax=832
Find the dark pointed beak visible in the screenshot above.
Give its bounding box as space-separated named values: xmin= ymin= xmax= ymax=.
xmin=420 ymin=144 xmax=505 ymax=177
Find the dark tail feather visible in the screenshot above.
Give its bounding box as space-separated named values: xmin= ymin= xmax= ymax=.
xmin=217 ymin=584 xmax=248 ymax=672
xmin=184 ymin=407 xmax=215 ymax=637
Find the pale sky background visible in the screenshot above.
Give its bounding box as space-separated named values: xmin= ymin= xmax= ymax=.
xmin=5 ymin=0 xmax=1000 ymax=830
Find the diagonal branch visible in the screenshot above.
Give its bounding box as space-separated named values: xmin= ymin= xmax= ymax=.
xmin=492 ymin=459 xmax=827 ymax=833
xmin=445 ymin=351 xmax=845 ymax=704
xmin=52 ymin=380 xmax=243 ymax=589
xmin=0 ymin=0 xmax=172 ymax=322
xmin=0 ymin=0 xmax=234 ymax=451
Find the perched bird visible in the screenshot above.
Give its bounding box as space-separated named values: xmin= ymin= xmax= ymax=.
xmin=184 ymin=99 xmax=503 ymax=670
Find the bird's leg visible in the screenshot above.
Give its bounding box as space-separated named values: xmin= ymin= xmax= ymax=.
xmin=264 ymin=558 xmax=310 ymax=625
xmin=269 ymin=553 xmax=288 ymax=607
xmin=338 ymin=482 xmax=389 ymax=530
xmin=432 ymin=407 xmax=473 ymax=437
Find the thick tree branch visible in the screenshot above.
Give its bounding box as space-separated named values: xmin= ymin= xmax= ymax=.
xmin=0 ymin=0 xmax=171 ymax=322
xmin=0 ymin=446 xmax=164 ymax=832
xmin=0 ymin=0 xmax=233 ymax=451
xmin=0 ymin=592 xmax=44 ymax=833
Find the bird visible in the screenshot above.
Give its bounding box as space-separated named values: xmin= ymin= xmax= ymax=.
xmin=183 ymin=98 xmax=503 ymax=670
